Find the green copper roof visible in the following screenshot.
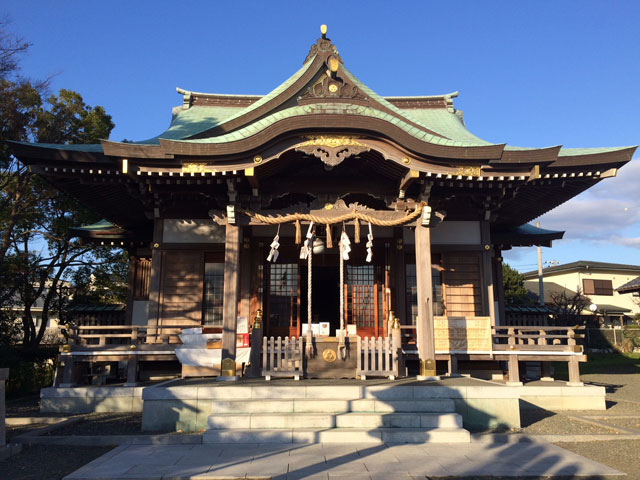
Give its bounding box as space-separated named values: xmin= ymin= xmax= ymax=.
xmin=558 ymin=146 xmax=636 ymax=156
xmin=136 ymin=105 xmax=247 ymax=145
xmin=9 ymin=141 xmax=103 ymax=153
xmin=73 ymin=219 xmax=117 ymax=231
xmin=173 ymin=102 xmax=498 ymax=147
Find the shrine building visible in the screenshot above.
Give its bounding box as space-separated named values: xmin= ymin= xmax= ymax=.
xmin=10 ymin=27 xmax=636 ymax=389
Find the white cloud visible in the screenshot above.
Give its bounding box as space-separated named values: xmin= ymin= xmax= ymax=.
xmin=534 ymin=158 xmax=640 ymax=243
xmin=610 ymin=236 xmax=640 ymax=249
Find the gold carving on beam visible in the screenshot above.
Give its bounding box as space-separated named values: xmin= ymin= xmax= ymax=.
xmin=455 ymin=166 xmax=481 ymax=177
xmin=402 ymin=156 xmax=411 ymax=165
xmin=253 ymin=155 xmax=263 ymax=164
xmin=182 ymin=163 xmax=208 ymax=174
xmin=299 ymin=136 xmax=367 ymax=148
xmin=296 ymin=136 xmax=370 ymax=167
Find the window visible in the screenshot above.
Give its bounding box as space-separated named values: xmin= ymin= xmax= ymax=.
xmin=347 ymin=265 xmax=376 ymax=328
xmin=268 ymin=264 xmax=298 ymax=329
xmin=203 ymin=262 xmax=224 ymax=326
xmin=583 ymin=279 xmax=613 ymax=296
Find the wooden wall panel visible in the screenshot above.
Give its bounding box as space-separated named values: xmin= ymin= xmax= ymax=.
xmin=159 ymin=250 xmax=204 ymax=331
xmin=442 ymin=253 xmax=482 ymax=316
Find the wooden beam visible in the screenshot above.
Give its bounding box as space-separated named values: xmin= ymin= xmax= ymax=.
xmin=220 ymin=221 xmax=241 ymax=378
xmin=415 ymin=224 xmax=436 ymax=377
xmin=399 ymin=169 xmax=420 ymax=196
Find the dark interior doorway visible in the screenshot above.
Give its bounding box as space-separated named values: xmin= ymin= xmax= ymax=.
xmin=300 ymin=266 xmax=340 ymax=336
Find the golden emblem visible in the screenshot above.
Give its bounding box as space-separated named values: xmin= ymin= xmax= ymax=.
xmin=329 ymin=83 xmax=338 ymax=93
xmin=298 ymin=136 xmax=366 ymax=149
xmin=455 ymin=166 xmax=482 ymax=177
xmin=322 ymin=348 xmax=337 ymax=363
xmin=402 ymin=156 xmax=411 ymax=165
xmin=182 ymin=163 xmax=208 ymax=174
xmin=253 ymin=155 xmax=263 ymax=164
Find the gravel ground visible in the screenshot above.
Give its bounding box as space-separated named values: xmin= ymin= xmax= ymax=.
xmin=519 ymin=409 xmax=620 ymax=435
xmin=6 ymin=394 xmax=42 ymax=417
xmin=43 ymin=413 xmax=143 ymax=436
xmin=0 ymin=445 xmax=113 ymax=480
xmin=557 ymin=440 xmax=640 ymax=480
xmin=7 ymin=423 xmax=49 ymax=441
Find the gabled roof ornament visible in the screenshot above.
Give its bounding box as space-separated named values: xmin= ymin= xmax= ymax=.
xmin=303 ymin=24 xmax=343 ymax=65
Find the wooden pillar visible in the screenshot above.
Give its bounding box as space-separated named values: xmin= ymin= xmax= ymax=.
xmin=146 ymin=219 xmax=164 ymax=339
xmin=240 ymin=230 xmax=251 ymax=319
xmin=0 ymin=368 xmax=8 ymax=448
xmin=481 ymin=222 xmax=496 ymax=326
xmin=125 ymin=355 xmax=138 ymax=386
xmin=125 ymin=254 xmax=136 ymax=325
xmin=494 ymin=250 xmax=506 ymax=326
xmin=415 ymin=224 xmax=436 ymax=377
xmin=392 ymin=228 xmax=407 ymax=324
xmin=220 ymin=222 xmax=241 ymax=379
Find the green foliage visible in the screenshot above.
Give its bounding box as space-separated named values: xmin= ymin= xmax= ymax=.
xmin=0 ymin=21 xmax=124 ymax=349
xmin=502 ymin=263 xmax=533 ymax=305
xmin=0 ymin=346 xmax=57 ymax=396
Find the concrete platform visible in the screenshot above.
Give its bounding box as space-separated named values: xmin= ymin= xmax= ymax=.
xmin=63 ymin=440 xmax=623 ymax=479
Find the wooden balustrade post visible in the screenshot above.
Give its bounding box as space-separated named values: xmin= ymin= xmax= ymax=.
xmin=447 ymin=355 xmax=460 ymax=377
xmin=247 ymin=310 xmax=263 ymax=378
xmin=568 ymin=356 xmax=583 ymax=386
xmin=506 ymin=327 xmax=522 ymax=385
xmin=391 ymin=321 xmax=403 ymax=378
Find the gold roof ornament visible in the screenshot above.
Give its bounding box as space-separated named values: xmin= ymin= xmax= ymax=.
xmin=320 ymin=24 xmax=327 ymax=38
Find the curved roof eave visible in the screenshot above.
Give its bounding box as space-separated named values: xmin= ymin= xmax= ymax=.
xmin=157 ymin=103 xmax=506 ymax=160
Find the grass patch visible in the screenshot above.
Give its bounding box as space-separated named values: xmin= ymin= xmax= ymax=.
xmin=553 ymin=352 xmax=640 ymax=380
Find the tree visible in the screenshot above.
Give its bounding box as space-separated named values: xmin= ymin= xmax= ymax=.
xmin=0 ymin=20 xmax=121 ymax=348
xmin=502 ymin=263 xmax=533 ymax=305
xmin=549 ymin=288 xmax=592 ymax=325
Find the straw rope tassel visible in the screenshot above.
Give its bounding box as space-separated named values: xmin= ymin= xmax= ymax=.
xmin=338 ymin=227 xmax=347 ymax=360
xmin=305 ymin=244 xmax=315 ymax=358
xmin=354 ymin=217 xmax=360 ymax=244
xmin=326 ymin=224 xmax=333 ymax=249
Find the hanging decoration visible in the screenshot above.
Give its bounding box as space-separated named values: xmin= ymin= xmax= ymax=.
xmin=305 ymin=234 xmax=315 ymax=359
xmin=365 ymin=222 xmax=373 ymax=263
xmin=299 ymin=222 xmax=314 ymax=260
xmin=266 ymin=225 xmax=280 ymax=263
xmin=338 ymin=225 xmax=350 ymax=360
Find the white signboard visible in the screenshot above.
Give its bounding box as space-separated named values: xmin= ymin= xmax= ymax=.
xmin=236 ymin=316 xmax=248 ymax=334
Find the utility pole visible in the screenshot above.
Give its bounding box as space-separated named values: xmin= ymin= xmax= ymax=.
xmin=536 ymin=221 xmax=544 ymax=306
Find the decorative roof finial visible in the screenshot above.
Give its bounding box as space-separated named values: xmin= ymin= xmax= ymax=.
xmin=320 ymin=24 xmax=327 ymax=39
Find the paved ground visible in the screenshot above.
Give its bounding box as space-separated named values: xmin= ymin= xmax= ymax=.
xmin=62 ymin=441 xmax=623 ymax=479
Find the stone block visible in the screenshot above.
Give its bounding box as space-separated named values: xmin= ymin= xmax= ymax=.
xmin=40 ymin=397 xmax=92 ymax=414
xmin=380 ymin=427 xmax=470 ymax=443
xmin=203 ymin=428 xmax=294 ymax=443
xmin=85 ymin=387 xmax=135 ymax=398
xmin=458 ymin=397 xmax=520 ymax=430
xmin=251 ymin=386 xmax=304 ymax=399
xmin=92 ymin=396 xmax=135 ymax=413
xmin=305 ymin=385 xmax=362 ymax=399
xmin=363 ymin=385 xmax=414 ymax=399
xmin=207 ymin=414 xmax=251 ymax=429
xmin=196 ymin=385 xmax=250 ymax=400
xmin=413 ymin=386 xmax=465 ymax=399
xmin=294 ymin=399 xmax=348 ymax=413
xmin=142 ymin=399 xmax=199 ymax=432
xmin=142 ymin=386 xmax=197 ymax=401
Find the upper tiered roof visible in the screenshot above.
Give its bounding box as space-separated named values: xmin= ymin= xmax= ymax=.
xmin=8 ymin=26 xmax=637 ymax=236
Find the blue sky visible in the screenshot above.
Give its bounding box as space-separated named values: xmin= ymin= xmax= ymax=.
xmin=4 ymin=1 xmax=639 ymax=271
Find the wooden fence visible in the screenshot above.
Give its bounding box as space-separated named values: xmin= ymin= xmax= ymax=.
xmin=67 ymin=325 xmax=184 ymax=347
xmin=356 ymin=336 xmax=399 ymax=380
xmin=262 ymin=336 xmax=303 ymax=381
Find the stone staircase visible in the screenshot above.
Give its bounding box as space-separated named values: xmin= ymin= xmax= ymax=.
xmin=203 ymin=385 xmax=470 ymax=444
